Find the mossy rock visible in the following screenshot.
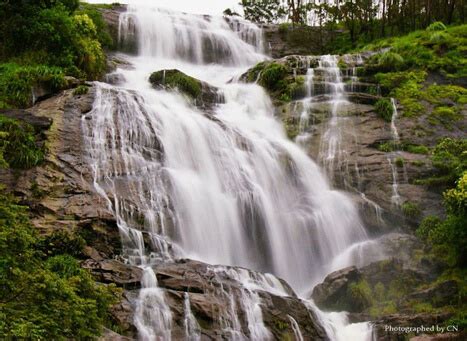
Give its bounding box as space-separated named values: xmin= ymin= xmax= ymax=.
xmin=150 ymin=69 xmax=202 ymax=99
xmin=149 ymin=69 xmax=222 ymax=108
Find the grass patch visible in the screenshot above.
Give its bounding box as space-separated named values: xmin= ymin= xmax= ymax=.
xmin=0 ymin=115 xmax=45 ymax=169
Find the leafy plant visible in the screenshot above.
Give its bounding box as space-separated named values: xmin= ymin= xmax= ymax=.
xmin=0 ymin=187 xmax=120 ymax=339
xmin=0 ymin=115 xmax=44 ymax=169
xmin=374 ymin=98 xmax=393 ymax=122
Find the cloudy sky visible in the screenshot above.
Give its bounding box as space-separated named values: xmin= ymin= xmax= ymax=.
xmin=85 ymin=0 xmax=243 ymax=15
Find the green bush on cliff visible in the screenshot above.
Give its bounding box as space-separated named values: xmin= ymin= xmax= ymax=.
xmin=0 ymin=115 xmax=45 ymax=169
xmin=374 ymin=98 xmax=393 ymax=122
xmin=430 ymin=138 xmax=467 ymax=186
xmin=417 ymin=172 xmax=467 ymax=267
xmin=0 ymin=64 xmax=66 ymax=108
xmin=260 ymin=63 xmax=288 ymax=91
xmin=0 ymin=188 xmax=119 ymax=339
xmin=0 ymin=0 xmax=110 ymax=108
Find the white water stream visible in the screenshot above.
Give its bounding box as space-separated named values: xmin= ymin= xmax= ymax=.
xmin=83 ymin=3 xmax=377 ymax=340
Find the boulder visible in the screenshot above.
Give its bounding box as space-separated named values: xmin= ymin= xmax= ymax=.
xmin=149 ymin=69 xmax=224 ymax=109
xmin=82 ymin=259 xmax=143 ymax=289
xmin=311 ymin=266 xmax=363 ymax=312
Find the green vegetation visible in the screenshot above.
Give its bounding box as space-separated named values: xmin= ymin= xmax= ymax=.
xmin=0 ymin=0 xmax=112 ymax=108
xmin=405 ymin=144 xmax=430 ymax=155
xmin=0 ymin=115 xmax=45 ymax=169
xmin=417 ymin=172 xmax=466 ymax=267
xmin=73 ymin=85 xmax=90 ymax=96
xmin=283 ymin=117 xmax=299 ymax=140
xmin=245 ymin=61 xmax=307 ymax=103
xmin=260 ymin=63 xmax=289 ymax=91
xmin=348 ymin=280 xmax=374 ymax=311
xmin=402 ymin=201 xmax=421 ymax=219
xmin=395 ymin=157 xmax=404 ymax=168
xmin=428 ymin=106 xmax=462 ymax=128
xmin=0 ymin=64 xmax=66 ymax=108
xmin=374 ymin=98 xmax=393 ymax=122
xmin=426 ymin=138 xmax=467 ymax=187
xmin=149 ymin=69 xmax=202 ymax=99
xmin=0 ymin=188 xmax=120 ymax=339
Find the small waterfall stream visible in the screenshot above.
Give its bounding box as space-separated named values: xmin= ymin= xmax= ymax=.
xmin=388 ymin=98 xmax=402 ymax=206
xmin=83 ymin=3 xmax=377 ymax=340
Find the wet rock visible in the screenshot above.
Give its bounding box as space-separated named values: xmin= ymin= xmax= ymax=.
xmin=96 ymin=4 xmax=128 ymax=51
xmin=82 ymin=259 xmax=143 ymax=289
xmin=311 ymin=266 xmax=362 ymax=312
xmin=109 ymin=292 xmax=138 ymax=338
xmin=123 ymin=259 xmax=327 ymax=340
xmin=99 ymin=328 xmax=135 ymax=341
xmin=0 ymin=109 xmax=52 ymax=132
xmin=149 ymin=69 xmax=224 ymax=109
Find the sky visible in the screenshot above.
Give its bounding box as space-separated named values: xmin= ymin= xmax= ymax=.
xmin=85 ymin=0 xmax=243 ymax=15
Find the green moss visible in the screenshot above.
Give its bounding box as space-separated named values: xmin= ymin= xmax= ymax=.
xmin=246 ymin=61 xmax=268 ymax=82
xmin=150 ymin=69 xmax=202 ymax=99
xmin=282 ymin=116 xmax=299 ymax=140
xmin=412 ymin=160 xmax=425 ymax=167
xmin=374 ymin=98 xmax=393 ymax=122
xmin=0 ymin=115 xmax=45 ymax=169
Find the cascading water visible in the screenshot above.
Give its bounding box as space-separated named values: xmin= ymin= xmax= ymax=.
xmin=387 ymin=98 xmax=402 ymax=206
xmin=83 ymin=3 xmax=376 ymax=340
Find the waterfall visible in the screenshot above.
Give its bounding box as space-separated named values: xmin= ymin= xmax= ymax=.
xmin=388 ymin=98 xmax=402 ymax=206
xmin=183 ymin=293 xmax=201 ymax=341
xmin=83 ymin=3 xmax=376 ymax=340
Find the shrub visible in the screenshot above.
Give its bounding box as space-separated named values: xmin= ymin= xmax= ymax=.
xmin=260 ymin=63 xmax=288 ymax=91
xmin=444 ymin=172 xmax=467 ymax=216
xmin=428 ymin=106 xmax=462 ymax=128
xmin=73 ymin=85 xmax=89 ymax=96
xmin=431 ymin=138 xmax=467 ymax=186
xmin=377 ymin=51 xmax=405 ymax=70
xmin=395 ymin=157 xmax=404 ymax=167
xmin=375 ymin=98 xmax=394 ymax=122
xmin=0 ymin=63 xmax=65 ymax=108
xmin=426 ymin=21 xmax=447 ymax=32
xmin=402 ymin=201 xmax=421 ymax=219
xmin=0 ymin=187 xmax=119 ymax=339
xmin=0 ymin=115 xmax=45 ymax=169
xmin=405 ymin=144 xmax=429 ymax=154
xmin=429 ymin=32 xmax=451 ymax=45
xmin=417 ymin=215 xmax=442 ymax=241
xmin=37 ymin=230 xmax=86 ymax=258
